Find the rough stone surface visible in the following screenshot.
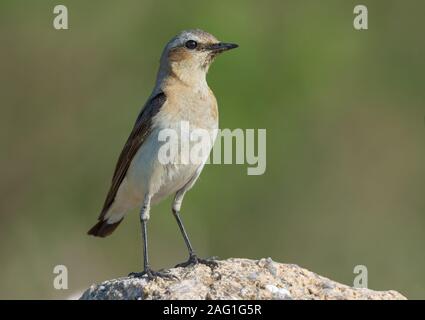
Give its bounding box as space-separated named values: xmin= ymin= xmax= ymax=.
xmin=80 ymin=258 xmax=406 ymax=300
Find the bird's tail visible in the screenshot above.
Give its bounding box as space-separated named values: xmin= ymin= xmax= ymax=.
xmin=87 ymin=218 xmax=123 ymax=237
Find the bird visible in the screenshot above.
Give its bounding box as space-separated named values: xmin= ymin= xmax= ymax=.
xmin=87 ymin=29 xmax=238 ymax=279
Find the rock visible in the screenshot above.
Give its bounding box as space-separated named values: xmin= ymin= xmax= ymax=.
xmin=80 ymin=258 xmax=406 ymax=300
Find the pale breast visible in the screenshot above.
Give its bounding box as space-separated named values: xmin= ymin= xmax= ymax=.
xmin=125 ymin=84 xmax=218 ymax=206
xmin=162 ymin=79 xmax=218 ymax=129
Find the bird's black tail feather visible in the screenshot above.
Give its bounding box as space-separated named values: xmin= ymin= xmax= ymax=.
xmin=87 ymin=219 xmax=123 ymax=237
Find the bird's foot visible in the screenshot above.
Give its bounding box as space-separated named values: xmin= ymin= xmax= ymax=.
xmin=128 ymin=268 xmax=176 ymax=281
xmin=175 ymin=254 xmax=219 ymax=269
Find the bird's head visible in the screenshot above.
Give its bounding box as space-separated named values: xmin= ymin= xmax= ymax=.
xmin=158 ymin=29 xmax=238 ymax=86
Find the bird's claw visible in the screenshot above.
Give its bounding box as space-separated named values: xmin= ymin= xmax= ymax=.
xmin=175 ymin=254 xmax=219 ymax=269
xmin=128 ymin=268 xmax=177 ymax=281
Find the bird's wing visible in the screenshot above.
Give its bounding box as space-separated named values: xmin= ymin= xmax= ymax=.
xmin=98 ymin=91 xmax=167 ymax=220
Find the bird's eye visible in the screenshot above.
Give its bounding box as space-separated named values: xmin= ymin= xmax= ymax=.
xmin=185 ymin=40 xmax=198 ymax=50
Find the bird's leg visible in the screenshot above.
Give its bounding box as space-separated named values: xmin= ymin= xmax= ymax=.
xmin=129 ymin=196 xmax=175 ymax=280
xmin=172 ymin=208 xmax=218 ymax=269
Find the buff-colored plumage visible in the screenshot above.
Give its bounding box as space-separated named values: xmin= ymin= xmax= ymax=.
xmin=88 ymin=30 xmax=237 ymax=277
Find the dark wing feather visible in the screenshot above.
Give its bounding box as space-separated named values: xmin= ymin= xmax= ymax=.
xmin=98 ymin=91 xmax=167 ymax=220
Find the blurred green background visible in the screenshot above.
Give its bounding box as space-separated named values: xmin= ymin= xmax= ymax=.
xmin=1 ymin=0 xmax=424 ymax=299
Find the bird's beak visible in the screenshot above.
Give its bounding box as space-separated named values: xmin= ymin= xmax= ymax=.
xmin=206 ymin=42 xmax=239 ymax=53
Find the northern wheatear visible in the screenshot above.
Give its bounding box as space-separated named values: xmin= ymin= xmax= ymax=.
xmin=88 ymin=29 xmax=238 ymax=279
